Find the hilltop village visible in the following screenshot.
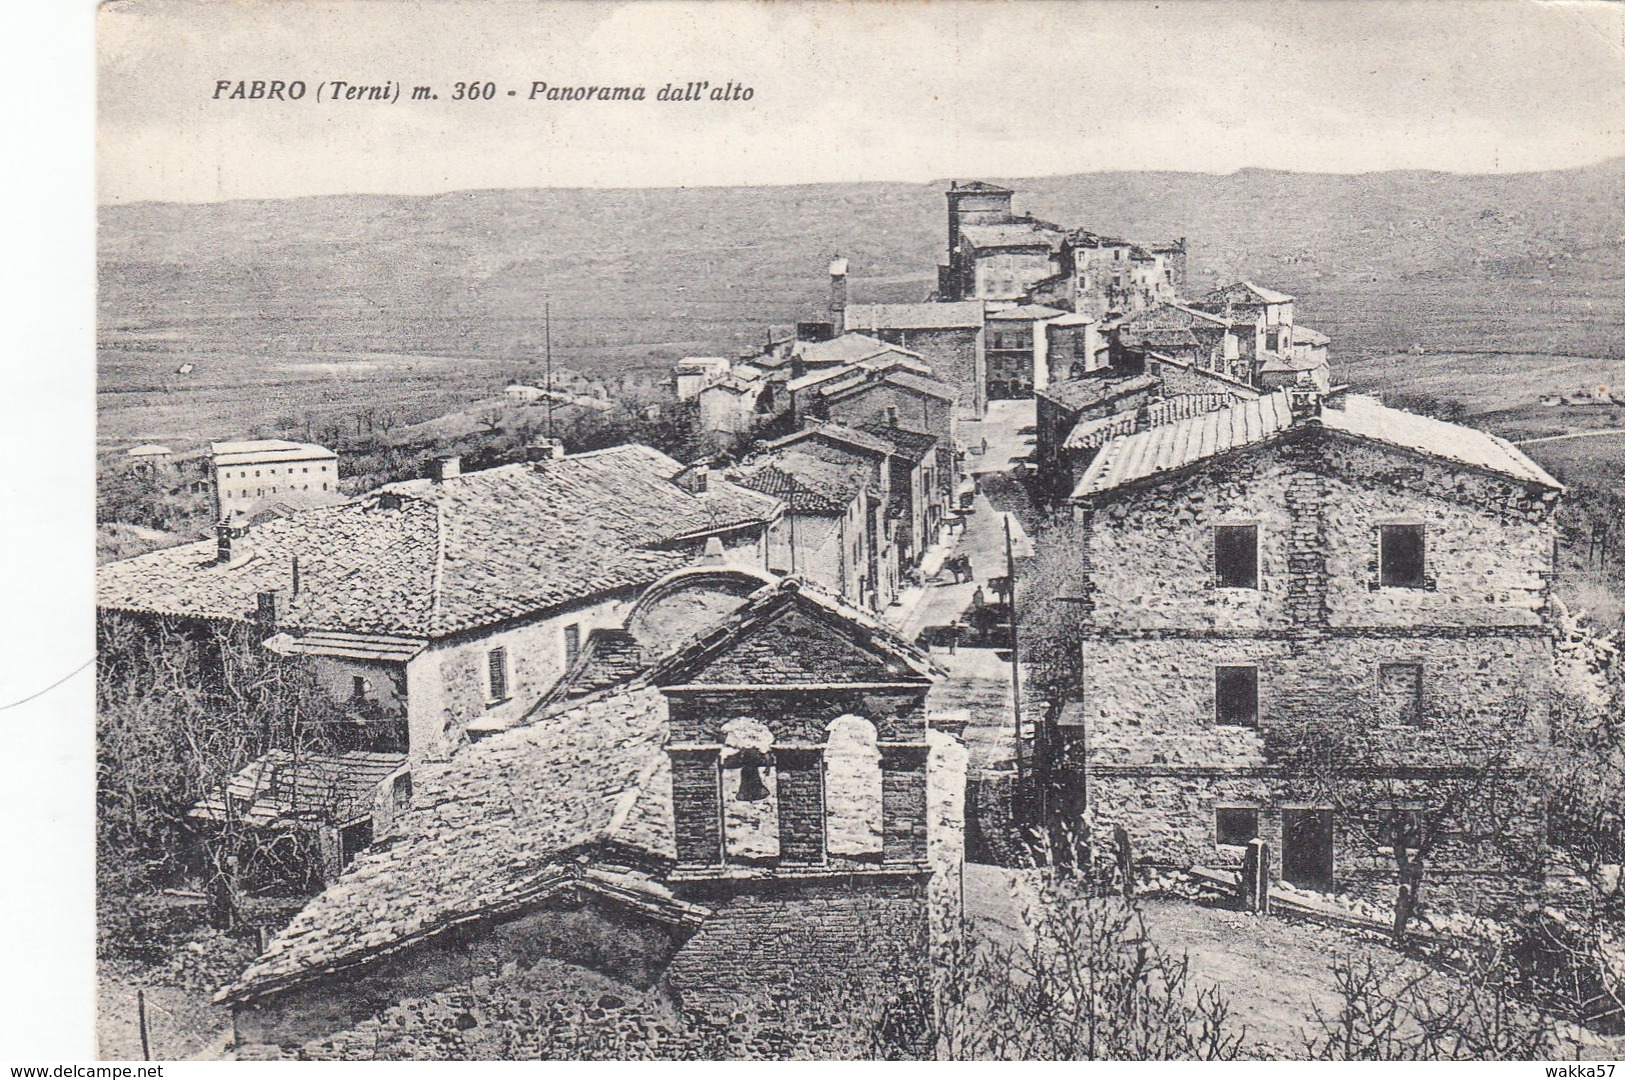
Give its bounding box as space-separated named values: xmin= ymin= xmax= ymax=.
xmin=97 ymin=182 xmax=1620 ymax=1058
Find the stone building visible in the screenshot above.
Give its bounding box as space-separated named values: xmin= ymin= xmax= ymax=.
xmin=937 ymin=181 xmax=1184 ymax=316
xmin=1045 ymin=387 xmax=1563 ymax=907
xmin=727 ymin=455 xmax=883 ymax=610
xmin=216 ymin=575 xmax=965 ymax=1056
xmin=211 ymin=439 xmax=342 ymax=523
xmin=841 ymin=301 xmax=986 ymax=417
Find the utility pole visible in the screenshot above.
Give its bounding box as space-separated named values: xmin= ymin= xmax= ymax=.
xmin=544 ymin=301 xmax=555 ymax=443
xmin=1006 ymin=513 xmax=1024 ymax=815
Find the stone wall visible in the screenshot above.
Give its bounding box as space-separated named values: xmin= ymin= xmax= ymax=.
xmin=876 ymin=326 xmax=981 ymax=418
xmin=406 ymin=595 xmax=634 ymax=760
xmin=232 ymin=888 xmax=686 ymax=1051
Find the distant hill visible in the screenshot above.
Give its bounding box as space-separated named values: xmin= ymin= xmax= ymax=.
xmin=99 ymin=159 xmax=1625 ymax=366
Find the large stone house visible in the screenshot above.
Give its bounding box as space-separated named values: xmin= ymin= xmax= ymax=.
xmin=97 ymin=445 xmax=783 ymax=863
xmin=727 ymin=455 xmax=881 ymax=610
xmin=215 ymin=575 xmax=965 ymax=1056
xmin=1044 ymin=387 xmax=1563 ymax=907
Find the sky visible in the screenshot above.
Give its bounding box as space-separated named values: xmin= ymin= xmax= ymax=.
xmin=98 ymin=0 xmax=1625 ymax=205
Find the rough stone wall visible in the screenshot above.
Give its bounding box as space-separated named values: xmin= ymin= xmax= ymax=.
xmin=232 ymin=890 xmax=685 ymax=1051
xmin=663 ymin=886 xmax=931 ymax=1024
xmin=669 ymin=689 xmax=926 ymax=746
xmin=1063 ymin=430 xmax=1557 ymax=902
xmin=406 ymin=596 xmax=632 ymax=760
xmin=884 ymin=327 xmax=978 ymax=417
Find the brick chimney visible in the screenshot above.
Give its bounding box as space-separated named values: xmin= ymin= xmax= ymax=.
xmin=215 ymin=520 xmax=249 ymax=565
xmin=256 ymin=589 xmax=286 ymax=630
xmin=428 ymin=456 xmax=461 ymax=482
xmin=828 ymin=256 xmax=848 ymax=335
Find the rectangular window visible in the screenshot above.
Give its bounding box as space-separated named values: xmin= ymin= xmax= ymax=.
xmin=351 ymin=674 xmax=368 ymax=700
xmin=1381 ymin=808 xmax=1426 ymax=853
xmin=1378 ymin=662 xmax=1423 ymax=726
xmin=1215 ymin=665 xmax=1259 ymax=727
xmin=563 ymin=623 xmax=581 ymax=667
xmin=1379 ymin=524 xmax=1426 ymax=588
xmin=1216 ymin=807 xmax=1259 ymax=847
xmin=487 ymin=646 xmax=508 ymax=703
xmin=1214 ymin=524 xmax=1259 ymax=589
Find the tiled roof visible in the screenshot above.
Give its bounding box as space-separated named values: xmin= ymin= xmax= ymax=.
xmin=97 ymin=446 xmax=779 ymax=638
xmin=1260 ymin=351 xmax=1328 ymax=373
xmin=190 ymin=750 xmax=406 ymax=828
xmin=791 ymin=333 xmax=921 ymax=368
xmin=1205 ymin=280 xmax=1295 ymax=306
xmin=730 ymin=458 xmax=867 ymax=514
xmin=1062 ymin=392 xmax=1235 ymax=451
xmin=951 ymin=180 xmax=1014 ymax=194
xmin=1039 ymin=373 xmax=1161 ymax=414
xmin=785 ymin=350 xmax=931 ymax=394
xmin=1294 ymin=325 xmax=1331 ymax=346
xmin=761 ymin=420 xmax=896 ymax=459
xmin=858 ymin=422 xmax=939 ymax=464
xmin=648 ymin=578 xmax=938 ymax=688
xmin=881 ymin=371 xmax=958 ymax=402
xmin=1073 ymin=391 xmax=1562 ymax=499
xmin=1046 ymin=311 xmax=1095 ymax=328
xmin=961 ymin=223 xmax=1065 ymax=252
xmin=220 ymin=684 xmax=675 ymax=1002
xmin=1121 ymin=302 xmax=1230 ymax=332
xmin=986 ymin=303 xmax=1069 ymax=321
xmin=842 ymin=302 xmax=985 ymax=331
xmin=551 ymin=628 xmax=648 ymax=701
xmin=211 ymin=439 xmax=336 ymax=466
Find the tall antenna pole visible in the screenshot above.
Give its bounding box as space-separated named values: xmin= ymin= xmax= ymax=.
xmin=545 ymin=301 xmax=555 ymax=443
xmin=1006 ymin=513 xmax=1024 ymax=813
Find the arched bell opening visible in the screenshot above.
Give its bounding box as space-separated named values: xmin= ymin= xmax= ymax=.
xmin=825 ymin=714 xmax=883 ymax=860
xmin=720 ymin=717 xmax=779 ymax=862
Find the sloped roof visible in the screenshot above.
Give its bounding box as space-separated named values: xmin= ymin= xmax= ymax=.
xmin=1121 ymin=301 xmax=1231 ymax=332
xmin=219 ymin=685 xmax=676 ymax=1003
xmin=190 ymin=750 xmax=406 ymax=829
xmin=1062 ymin=392 xmax=1235 ymax=451
xmin=1073 ymin=390 xmax=1562 ymax=500
xmin=882 ymin=371 xmax=958 ymax=402
xmin=1260 ymin=351 xmax=1329 ymax=373
xmin=762 ymin=420 xmax=897 ymax=459
xmin=126 ymin=444 xmax=173 ymax=457
xmin=858 ymin=422 xmax=940 ymax=464
xmin=1039 ymin=373 xmax=1160 ymax=414
xmin=961 ymin=222 xmax=1066 ymax=252
xmin=785 ymin=350 xmax=931 ymax=394
xmin=1294 ymin=325 xmax=1331 ymax=346
xmin=648 ymin=578 xmax=937 ymax=688
xmin=730 ymin=457 xmax=868 ymax=514
xmin=97 ymin=446 xmax=779 ymax=638
xmin=791 ymin=332 xmax=921 ymax=368
xmin=211 ymin=439 xmax=336 ymax=466
xmin=986 ymin=303 xmax=1069 ymax=321
xmin=843 ymin=302 xmax=985 ymax=331
xmin=1206 ymin=280 xmax=1295 ymax=306
xmin=950 ymin=180 xmax=1014 ymax=194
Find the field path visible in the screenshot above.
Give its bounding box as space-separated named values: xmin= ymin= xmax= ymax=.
xmin=1517 ymin=428 xmax=1625 ymax=446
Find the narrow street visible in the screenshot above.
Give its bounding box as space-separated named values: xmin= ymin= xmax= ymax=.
xmin=885 ymin=400 xmax=1039 ymax=774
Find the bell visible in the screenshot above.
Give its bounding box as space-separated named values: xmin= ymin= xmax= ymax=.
xmin=724 ymin=747 xmax=774 ymax=802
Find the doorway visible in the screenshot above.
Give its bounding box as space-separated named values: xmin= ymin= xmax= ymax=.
xmin=1281 ymin=808 xmax=1334 ymax=891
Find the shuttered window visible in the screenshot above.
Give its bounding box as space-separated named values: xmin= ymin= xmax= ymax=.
xmin=487 ymin=647 xmax=508 ymax=702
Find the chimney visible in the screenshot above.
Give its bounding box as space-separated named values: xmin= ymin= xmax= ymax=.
xmin=885 ymin=404 xmax=899 ymax=428
xmin=429 ymin=455 xmax=461 ymax=482
xmin=828 ymin=256 xmax=848 ymax=334
xmin=525 ymin=440 xmax=565 ymax=462
xmin=701 ymin=535 xmax=725 ymax=565
xmin=690 ymin=465 xmax=710 ymax=493
xmin=215 ymin=520 xmax=249 ymax=565
xmin=256 ymin=589 xmax=286 ymax=630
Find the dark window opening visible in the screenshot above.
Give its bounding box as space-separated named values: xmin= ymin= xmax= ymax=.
xmin=1216 ymin=807 xmax=1259 ymax=847
xmin=351 ymin=675 xmax=370 ymax=700
xmin=1215 ymin=665 xmax=1259 ymax=727
xmin=1379 ymin=524 xmax=1426 ymax=588
xmin=487 ymin=646 xmax=508 ymax=702
xmin=391 ymin=772 xmax=413 ymax=813
xmin=1378 ymin=662 xmax=1423 ymax=726
xmin=1382 ymin=808 xmax=1427 ymax=851
xmin=1214 ymin=524 xmax=1259 ymax=589
xmin=563 ymin=623 xmax=581 ymax=667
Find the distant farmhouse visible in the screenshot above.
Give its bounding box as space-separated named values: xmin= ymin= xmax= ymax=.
xmin=210 ymin=439 xmax=342 ymax=523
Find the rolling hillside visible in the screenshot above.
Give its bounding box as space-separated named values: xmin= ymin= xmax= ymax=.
xmin=98 ymin=160 xmax=1625 ymax=448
